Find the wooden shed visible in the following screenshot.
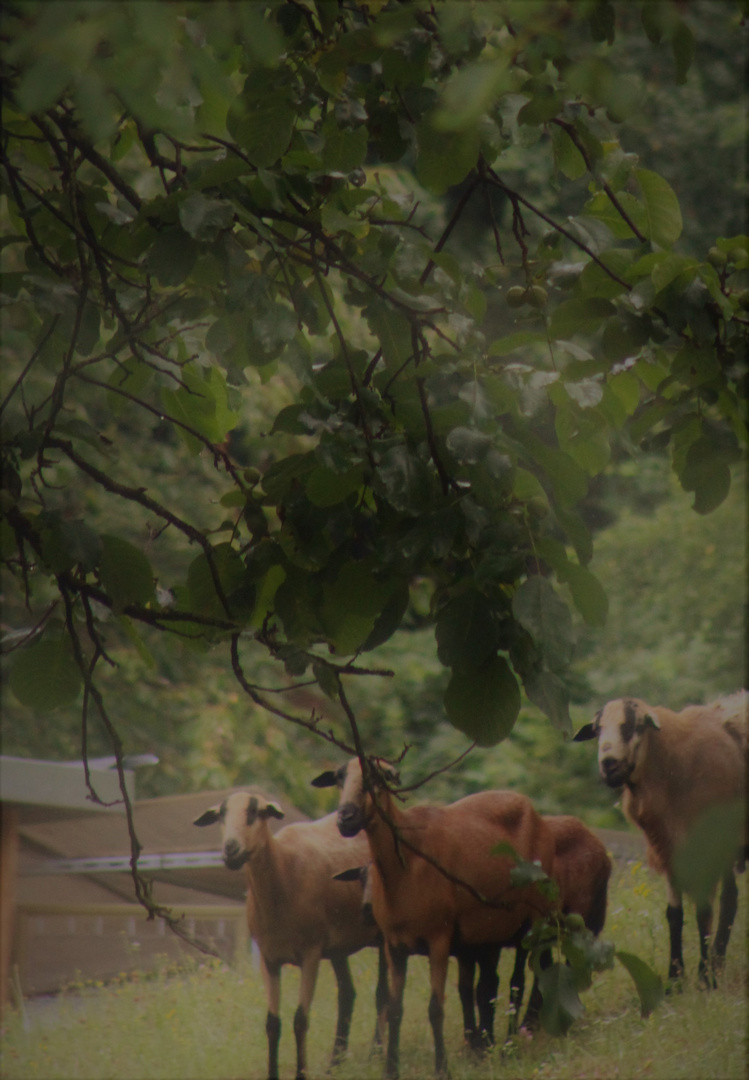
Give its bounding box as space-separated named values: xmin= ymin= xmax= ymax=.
xmin=1 ymin=755 xmax=306 ymax=1004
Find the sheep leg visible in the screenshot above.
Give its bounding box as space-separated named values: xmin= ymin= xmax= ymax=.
xmin=293 ymin=946 xmax=322 ymax=1080
xmin=696 ymin=903 xmax=716 ymax=990
xmin=520 ymin=945 xmax=552 ymax=1034
xmin=456 ymin=954 xmax=478 ymax=1048
xmin=427 ymin=935 xmax=451 ymax=1077
xmin=476 ymin=946 xmax=501 ymax=1047
xmin=385 ymin=943 xmax=409 ymax=1080
xmin=713 ymin=869 xmax=738 ymax=972
xmin=507 ymin=945 xmax=528 ymax=1036
xmin=329 ymin=954 xmax=355 ymax=1065
xmin=371 ymin=942 xmax=389 ymax=1054
xmin=261 ymin=958 xmax=282 ymax=1080
xmin=665 ymin=881 xmax=685 ymax=987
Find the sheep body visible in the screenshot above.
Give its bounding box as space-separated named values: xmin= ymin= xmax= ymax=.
xmin=194 ymin=792 xmax=386 ymax=1080
xmin=574 ymin=691 xmax=747 ymax=984
xmin=313 ymin=759 xmax=554 ymax=1078
xmin=461 ymin=814 xmax=611 ymax=1040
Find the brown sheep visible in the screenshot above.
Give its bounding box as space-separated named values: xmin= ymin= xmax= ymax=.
xmin=574 ymin=691 xmax=747 ymax=986
xmin=194 ymin=792 xmax=387 ymax=1080
xmin=460 ymin=814 xmax=611 ymax=1040
xmin=312 ymin=758 xmax=554 ymax=1078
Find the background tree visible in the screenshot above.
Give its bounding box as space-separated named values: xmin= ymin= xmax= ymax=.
xmin=1 ymin=0 xmax=746 ymax=933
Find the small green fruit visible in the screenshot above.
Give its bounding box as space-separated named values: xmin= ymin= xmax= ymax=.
xmin=527 ymin=285 xmax=548 ymax=309
xmin=506 ymin=286 xmax=527 ymax=308
xmin=707 ymin=247 xmax=727 ymax=268
xmin=565 ymin=913 xmax=586 ymax=931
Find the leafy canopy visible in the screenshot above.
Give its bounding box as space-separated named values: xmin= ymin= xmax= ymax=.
xmin=2 ymin=1 xmax=747 ymax=769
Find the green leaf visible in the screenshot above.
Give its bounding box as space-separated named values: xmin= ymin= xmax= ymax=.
xmin=305 ymin=465 xmax=363 ymax=507
xmin=561 ymin=563 xmax=609 ymax=628
xmin=38 ymin=514 xmax=101 ymax=574
xmin=313 ymin=659 xmax=341 ymax=701
xmin=436 ymin=589 xmax=499 ymax=670
xmin=9 ymin=633 xmax=82 ymax=713
xmin=321 ymin=123 xmax=368 ymax=173
xmin=678 ymin=436 xmax=732 ymax=514
xmin=488 ymin=330 xmax=547 ymax=356
xmin=552 ymin=126 xmax=586 ymax=180
xmin=147 ymin=228 xmax=199 ymax=286
xmin=512 ymin=576 xmax=574 ymax=673
xmin=319 ymin=559 xmax=396 ymax=655
xmin=672 ymin=20 xmax=696 ymax=85
xmin=228 ymin=100 xmax=295 ymax=167
xmin=635 ymin=169 xmax=683 ymax=248
xmin=523 ymin=669 xmax=572 ymax=735
xmin=548 ymin=299 xmax=615 ymax=340
xmin=432 ymin=57 xmax=512 ymax=132
xmin=443 ymin=654 xmax=521 ymax=747
xmin=615 ymin=951 xmax=664 ymax=1018
xmin=178 ymin=193 xmax=234 ymax=241
xmin=366 ymin=301 xmax=413 ymax=367
xmin=538 ymin=962 xmax=585 ymax=1035
xmin=99 ymin=535 xmax=155 ymax=613
xmin=375 ymin=445 xmax=433 ymax=515
xmin=510 ymin=859 xmax=551 ymax=888
xmin=415 ymin=119 xmax=480 ymax=194
xmin=187 ymin=543 xmax=247 ymax=621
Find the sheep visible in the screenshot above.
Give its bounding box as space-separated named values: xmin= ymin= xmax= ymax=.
xmin=312 ymin=758 xmax=555 ymax=1078
xmin=574 ymin=691 xmax=747 ymax=986
xmin=193 ymin=791 xmax=388 ymax=1080
xmin=459 ymin=814 xmax=611 ymax=1040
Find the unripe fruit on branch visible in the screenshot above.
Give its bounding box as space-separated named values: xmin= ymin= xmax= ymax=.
xmin=506 ymin=286 xmax=527 ymax=308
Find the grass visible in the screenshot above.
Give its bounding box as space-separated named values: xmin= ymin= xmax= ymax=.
xmin=1 ymin=858 xmax=746 ymax=1080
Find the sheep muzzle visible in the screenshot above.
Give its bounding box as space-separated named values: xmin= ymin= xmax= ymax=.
xmin=223 ymin=839 xmax=249 ymax=870
xmin=600 ymin=756 xmax=633 ymax=788
xmin=338 ymin=803 xmax=365 ymax=838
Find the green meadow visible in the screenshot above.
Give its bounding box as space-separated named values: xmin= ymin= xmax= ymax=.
xmin=2 ymin=856 xmax=745 ymax=1080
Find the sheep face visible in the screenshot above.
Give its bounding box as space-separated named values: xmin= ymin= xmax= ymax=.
xmin=193 ymin=792 xmax=284 ymax=870
xmin=574 ymin=698 xmax=660 ymax=788
xmin=311 ymin=758 xmax=399 ymax=838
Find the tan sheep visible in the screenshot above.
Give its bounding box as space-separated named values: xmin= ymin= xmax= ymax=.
xmin=574 ymin=691 xmax=747 ymax=985
xmin=194 ymin=791 xmax=387 ymax=1080
xmin=313 ymin=758 xmax=554 ymax=1078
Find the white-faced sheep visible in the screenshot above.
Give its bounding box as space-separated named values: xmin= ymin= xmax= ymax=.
xmin=194 ymin=792 xmax=387 ymax=1080
xmin=312 ymin=758 xmax=555 ymax=1078
xmin=574 ymin=691 xmax=747 ymax=986
xmin=459 ymin=814 xmax=611 ymax=1040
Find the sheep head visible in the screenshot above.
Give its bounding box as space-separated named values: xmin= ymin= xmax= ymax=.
xmin=311 ymin=758 xmax=399 ymax=838
xmin=193 ymin=791 xmax=284 ymax=869
xmin=573 ymin=698 xmax=660 ymax=788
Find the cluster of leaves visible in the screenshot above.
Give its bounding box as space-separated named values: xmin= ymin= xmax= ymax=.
xmin=1 ymin=0 xmax=747 ymax=971
xmin=499 ymin=841 xmax=663 ymax=1035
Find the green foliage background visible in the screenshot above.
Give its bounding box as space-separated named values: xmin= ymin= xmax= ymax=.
xmin=1 ymin=0 xmax=746 ymax=812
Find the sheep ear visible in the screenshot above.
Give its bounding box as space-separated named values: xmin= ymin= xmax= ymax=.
xmin=259 ymin=801 xmax=285 ymax=820
xmin=643 ymin=712 xmax=660 ymax=731
xmin=311 ymin=770 xmax=338 ymax=788
xmin=193 ymin=807 xmax=221 ymax=827
xmin=334 ymin=867 xmax=364 ymax=882
xmin=573 ymin=723 xmax=598 ymax=742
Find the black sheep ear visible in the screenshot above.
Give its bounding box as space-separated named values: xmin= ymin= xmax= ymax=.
xmin=193 ymin=807 xmax=221 ymax=827
xmin=311 ymin=770 xmax=338 ymax=788
xmin=643 ymin=712 xmax=660 ymax=731
xmin=334 ymin=867 xmax=364 ymax=883
xmin=573 ymin=723 xmax=598 ymax=742
xmin=259 ymin=801 xmax=285 ymax=820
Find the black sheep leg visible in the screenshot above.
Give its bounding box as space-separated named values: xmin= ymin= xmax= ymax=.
xmin=713 ymin=870 xmax=738 ymax=973
xmin=330 ymin=954 xmax=355 ymax=1065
